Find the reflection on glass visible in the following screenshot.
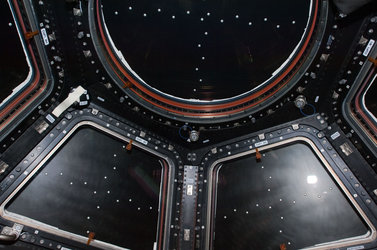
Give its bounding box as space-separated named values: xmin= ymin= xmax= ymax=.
xmin=307 ymin=175 xmax=318 ymax=184
xmin=6 ymin=128 xmax=163 ymax=250
xmin=213 ymin=143 xmax=369 ymax=249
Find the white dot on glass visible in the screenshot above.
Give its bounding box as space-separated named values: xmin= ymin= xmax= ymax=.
xmin=107 ymin=190 xmax=110 ymax=194
xmin=204 ymin=32 xmax=208 ymax=35
xmin=186 ymin=11 xmax=190 ymax=14
xmin=128 ymin=6 xmax=132 ymax=10
xmin=292 ymin=20 xmax=296 ymax=24
xmin=248 ymin=22 xmax=252 ymax=26
xmin=143 ymin=13 xmax=147 ymax=17
xmin=264 ymin=17 xmax=268 ymax=21
xmin=157 ymin=8 xmax=161 ymax=12
xmin=200 ymin=17 xmax=204 ymax=21
xmin=235 ymin=15 xmax=239 ymax=19
xmin=207 ymin=12 xmax=211 ymax=16
xmin=220 ymin=19 xmax=224 ymax=23
xmin=87 ymin=216 xmax=90 ymax=220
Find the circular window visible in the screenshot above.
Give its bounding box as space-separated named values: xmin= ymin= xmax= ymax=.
xmin=91 ymin=0 xmax=326 ymax=122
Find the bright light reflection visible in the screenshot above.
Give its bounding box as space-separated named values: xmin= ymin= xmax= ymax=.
xmin=307 ymin=175 xmax=318 ymax=184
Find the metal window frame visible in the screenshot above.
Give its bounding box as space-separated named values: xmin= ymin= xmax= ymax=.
xmin=0 ymin=121 xmax=174 ymax=250
xmin=205 ymin=136 xmax=377 ymax=250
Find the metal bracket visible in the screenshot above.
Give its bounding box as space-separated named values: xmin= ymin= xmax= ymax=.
xmin=179 ymin=165 xmax=198 ymax=249
xmin=0 ymin=223 xmax=23 ymax=242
